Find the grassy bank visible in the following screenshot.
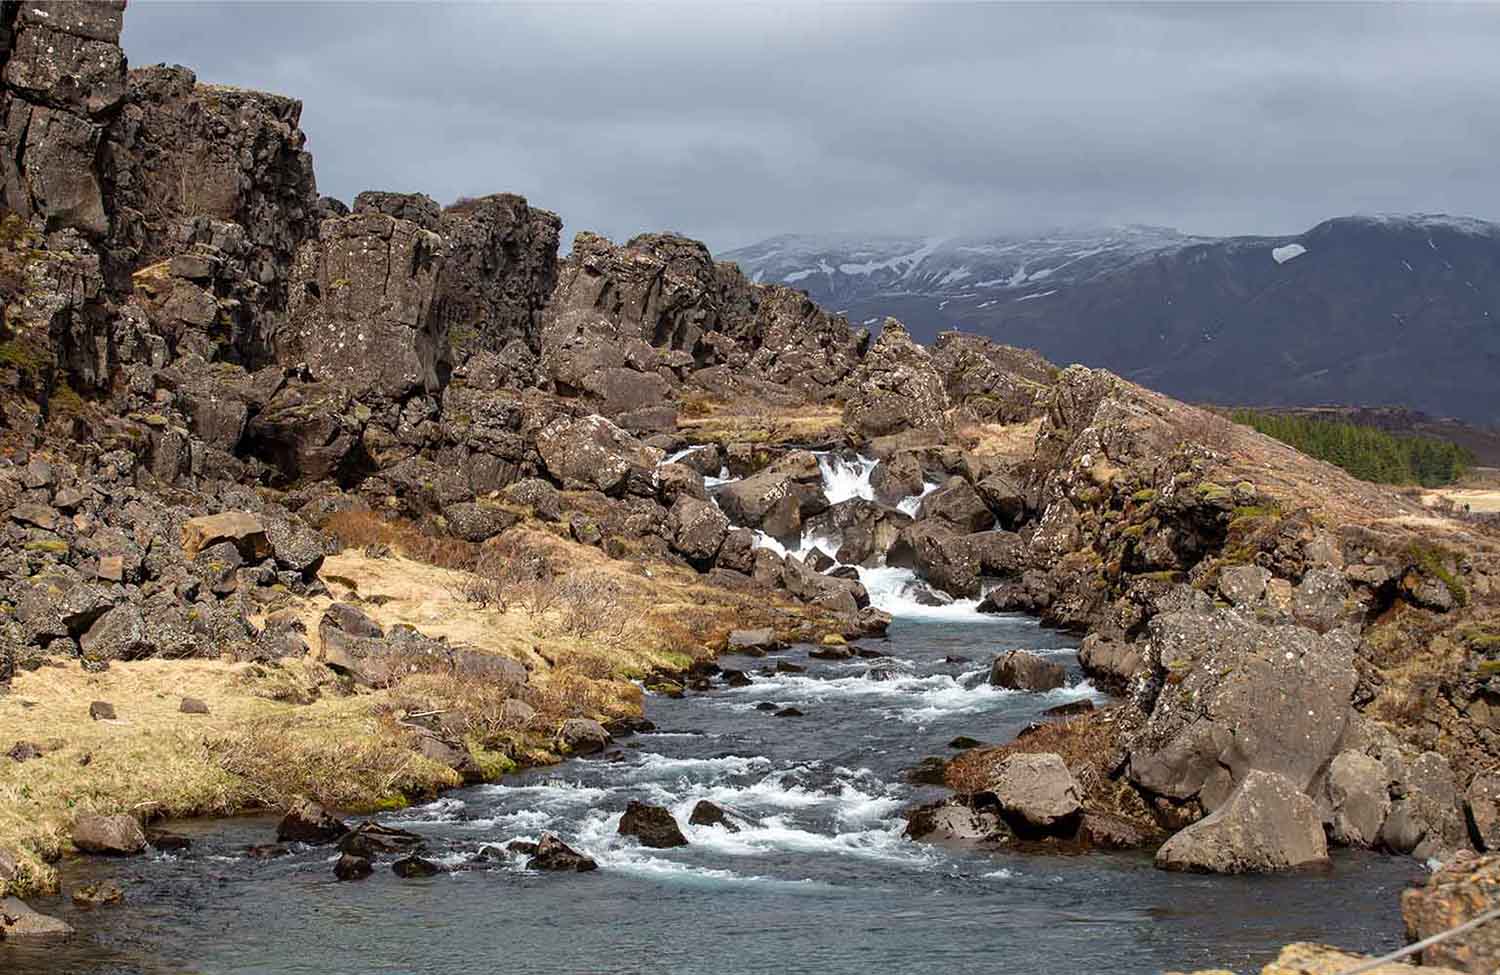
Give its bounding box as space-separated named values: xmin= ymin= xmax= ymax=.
xmin=0 ymin=521 xmax=823 ymax=898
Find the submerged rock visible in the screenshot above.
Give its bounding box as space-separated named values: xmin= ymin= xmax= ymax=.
xmin=392 ymin=854 xmax=442 ymax=879
xmin=70 ymin=880 xmax=125 ymax=908
xmin=337 ymin=822 xmax=424 ymax=858
xmin=333 ymin=853 xmax=372 ymax=882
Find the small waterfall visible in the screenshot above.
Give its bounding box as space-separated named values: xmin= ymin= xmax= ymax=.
xmin=667 ymin=446 xmax=998 ymax=620
xmin=816 ymin=454 xmax=877 ymax=505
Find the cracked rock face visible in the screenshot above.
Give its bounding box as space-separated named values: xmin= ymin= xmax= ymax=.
xmin=0 ymin=2 xmax=126 ymax=238
xmin=283 ymin=213 xmax=448 ymax=402
xmin=1126 ymin=603 xmax=1358 ymax=807
xmin=842 ymin=319 xmax=950 ymax=438
xmin=1155 ymin=770 xmax=1328 ymax=874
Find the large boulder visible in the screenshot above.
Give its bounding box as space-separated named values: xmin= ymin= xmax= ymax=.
xmin=556 ymin=718 xmax=610 ymax=756
xmin=987 ymin=753 xmax=1082 ymax=831
xmin=903 ymin=798 xmax=1005 ymax=844
xmin=72 ymin=813 xmax=146 ymax=855
xmin=1380 ymin=751 xmax=1468 ymax=859
xmin=666 ymin=494 xmax=728 ymax=566
xmin=804 ymin=498 xmax=912 ymax=567
xmin=1126 ymin=605 xmax=1358 ymax=807
xmin=180 ymin=512 xmax=271 ymax=561
xmin=283 ymin=212 xmax=448 ymax=402
xmin=536 ymin=414 xmax=661 ymax=497
xmin=1467 ymin=772 xmax=1500 ymax=853
xmin=887 ymin=520 xmax=980 ymax=598
xmin=843 ymin=320 xmax=950 ymax=438
xmin=916 ymin=477 xmax=993 ymax=533
xmin=869 ymin=453 xmax=925 ymax=506
xmin=618 ymin=800 xmax=689 ymax=849
xmin=989 ymin=650 xmax=1067 ymax=692
xmin=1155 ymin=770 xmax=1329 ymax=874
xmin=1401 ymin=853 xmax=1500 ymax=973
xmin=1325 ymin=749 xmax=1391 ymax=848
xmin=716 ymin=470 xmax=826 ymax=544
xmin=1077 ymin=634 xmax=1143 ymax=690
xmin=78 ymin=604 xmax=153 ymax=662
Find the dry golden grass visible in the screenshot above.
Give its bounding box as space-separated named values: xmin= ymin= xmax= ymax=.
xmin=955 ymin=418 xmax=1043 ymax=465
xmin=945 ymin=708 xmax=1154 ymax=827
xmin=0 ymin=658 xmax=457 ymax=897
xmin=676 ymin=398 xmax=845 ymax=445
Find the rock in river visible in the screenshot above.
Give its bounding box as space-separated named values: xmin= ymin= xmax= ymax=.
xmin=989 ymin=650 xmax=1066 ymax=692
xmin=527 ymin=833 xmax=598 ymax=872
xmin=0 ymin=896 xmax=74 ymax=940
xmin=72 ymin=813 xmax=147 ymax=855
xmin=276 ymin=798 xmax=348 ymax=844
xmin=618 ymin=800 xmax=689 ymax=848
xmin=1155 ymin=770 xmax=1328 ymax=874
xmin=988 ymin=753 xmax=1082 ymax=831
xmin=333 ymin=853 xmax=373 ymax=882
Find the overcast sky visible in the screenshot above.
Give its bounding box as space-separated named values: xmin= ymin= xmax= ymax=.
xmin=121 ymin=1 xmax=1500 ymax=254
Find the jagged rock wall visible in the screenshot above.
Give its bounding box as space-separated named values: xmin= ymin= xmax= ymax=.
xmin=540 ymin=230 xmax=869 ymax=430
xmin=282 ymin=212 xmax=447 ymax=402
xmin=0 ymin=1 xmax=126 ymax=237
xmin=436 ymin=193 xmax=561 ymax=374
xmin=103 ymin=64 xmax=319 ymax=360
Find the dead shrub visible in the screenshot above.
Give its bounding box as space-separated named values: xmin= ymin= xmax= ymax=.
xmin=546 ymin=571 xmax=628 ymax=639
xmin=207 ymin=714 xmax=448 ymax=810
xmin=388 ymin=671 xmax=536 ymax=751
xmin=525 ymin=666 xmax=644 ymax=726
xmin=945 ymin=708 xmax=1152 ymax=826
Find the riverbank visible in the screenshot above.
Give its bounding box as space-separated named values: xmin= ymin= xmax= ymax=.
xmin=0 ymin=519 xmax=839 ymax=900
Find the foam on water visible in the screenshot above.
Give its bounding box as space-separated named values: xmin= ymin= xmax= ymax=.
xmin=896 ymin=481 xmax=940 ymax=517
xmin=856 ymin=565 xmax=991 ymax=618
xmin=818 ymin=453 xmax=878 ymax=504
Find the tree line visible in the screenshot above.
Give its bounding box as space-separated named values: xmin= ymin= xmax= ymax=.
xmin=1230 ymin=410 xmax=1476 ymax=487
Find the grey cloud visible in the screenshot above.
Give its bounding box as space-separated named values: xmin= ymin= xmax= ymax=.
xmin=121 ymin=1 xmax=1500 ymax=252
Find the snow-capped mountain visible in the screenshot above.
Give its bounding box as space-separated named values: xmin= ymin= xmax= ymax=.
xmin=725 ymin=215 xmax=1500 ymax=425
xmin=726 ymin=225 xmax=1213 ymax=323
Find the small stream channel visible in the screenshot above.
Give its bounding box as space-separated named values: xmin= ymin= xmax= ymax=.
xmin=9 ymin=454 xmax=1424 ymax=974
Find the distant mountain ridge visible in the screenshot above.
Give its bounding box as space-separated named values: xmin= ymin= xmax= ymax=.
xmin=726 ymin=214 xmax=1500 ymax=426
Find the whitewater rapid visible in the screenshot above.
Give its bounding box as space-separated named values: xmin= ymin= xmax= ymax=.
xmin=674 ymin=446 xmax=995 ymax=621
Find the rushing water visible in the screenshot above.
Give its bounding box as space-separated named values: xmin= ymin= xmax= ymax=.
xmin=9 ymin=452 xmax=1424 ymax=974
